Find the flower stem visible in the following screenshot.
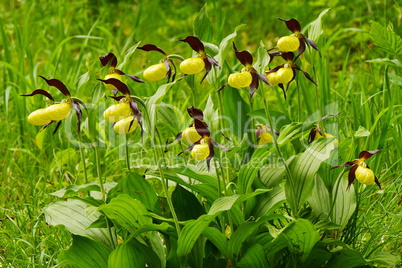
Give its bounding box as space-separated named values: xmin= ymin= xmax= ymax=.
xmin=125 ymin=136 xmax=131 ymax=171
xmin=94 ymin=145 xmax=105 ymax=201
xmin=78 ymin=133 xmax=88 ymax=184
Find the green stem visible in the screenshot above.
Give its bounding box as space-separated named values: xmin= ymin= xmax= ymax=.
xmin=125 ymin=137 xmax=131 ymax=171
xmin=78 ymin=133 xmax=88 ymax=184
xmin=214 ymin=158 xmax=222 ymax=197
xmin=296 ymin=80 xmax=301 ymax=122
xmin=94 ymin=145 xmax=105 ymax=201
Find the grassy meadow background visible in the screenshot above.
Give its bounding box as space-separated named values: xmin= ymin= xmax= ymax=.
xmin=1 ymin=0 xmax=401 ymax=266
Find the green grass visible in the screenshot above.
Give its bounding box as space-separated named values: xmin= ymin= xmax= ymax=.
xmin=1 ymin=0 xmax=401 ymax=267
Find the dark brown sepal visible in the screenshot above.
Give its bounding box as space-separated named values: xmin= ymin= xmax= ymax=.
xmin=268 ymin=50 xmax=283 ymax=58
xmin=98 ymin=78 xmax=131 ymax=95
xmin=307 ymin=127 xmax=317 ymax=144
xmin=249 ymin=73 xmax=259 ymax=100
xmin=137 ymin=44 xmax=166 ymax=55
xmin=21 ymin=89 xmax=54 ymax=102
xmin=359 ymin=150 xmax=381 ymax=160
xmin=278 ymin=18 xmax=301 ymax=33
xmin=211 ymin=139 xmax=230 ymax=152
xmin=52 ymin=120 xmax=63 ymax=135
xmin=38 ymin=76 xmax=71 ymax=97
xmin=268 ymin=64 xmax=284 ymax=73
xmin=187 ymin=106 xmax=204 ymax=120
xmin=296 ymin=39 xmax=306 ymax=59
xmin=257 ymin=73 xmax=270 ymax=85
xmin=256 ymin=128 xmax=263 ymax=140
xmin=180 ymin=36 xmax=205 ymax=53
xmin=114 ymin=69 xmax=145 ymax=84
xmin=200 ymin=58 xmax=212 ymax=84
xmin=109 ymin=96 xmax=126 ymax=102
xmin=217 ymin=83 xmax=228 ymax=92
xmin=167 ymin=132 xmax=183 ymax=146
xmin=374 ymin=177 xmax=381 ymax=189
xmin=206 ymin=142 xmax=214 ymax=171
xmin=347 ymin=165 xmax=358 ymax=190
xmin=72 ymin=100 xmax=82 ymax=133
xmin=278 ymin=83 xmax=286 ymax=99
xmin=293 ymin=65 xmax=317 ymax=86
xmin=100 ymin=53 xmax=117 ymax=67
xmin=330 ymin=161 xmax=356 ymax=170
xmin=233 ymin=42 xmax=253 ymax=66
xmin=194 ymin=119 xmax=210 ymax=137
xmin=281 ymin=52 xmax=295 ymax=62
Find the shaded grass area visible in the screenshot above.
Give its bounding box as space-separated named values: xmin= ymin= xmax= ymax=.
xmin=0 ymin=0 xmax=401 ymax=266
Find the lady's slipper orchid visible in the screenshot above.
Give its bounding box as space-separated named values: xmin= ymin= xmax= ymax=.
xmin=22 ymin=76 xmax=85 ymax=134
xmin=179 ymin=36 xmax=219 ymax=82
xmin=267 ymin=52 xmax=317 ymax=99
xmin=98 ymin=78 xmax=142 ymax=135
xmin=331 ymin=150 xmax=381 ymax=190
xmin=220 ymin=42 xmax=269 ymax=99
xmin=273 ymin=18 xmax=320 ymax=57
xmin=256 ymin=124 xmax=280 ymax=146
xmin=99 ymin=53 xmax=144 ymax=94
xmin=308 ymin=113 xmax=340 ymax=146
xmin=138 ymin=44 xmax=176 ymax=82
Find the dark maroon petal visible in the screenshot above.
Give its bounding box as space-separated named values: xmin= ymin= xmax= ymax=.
xmin=200 ymin=58 xmax=212 ymax=83
xmin=305 ymin=38 xmax=321 ymax=54
xmin=296 ymin=40 xmax=306 ymax=59
xmin=114 ymin=69 xmax=145 ymax=84
xmin=99 ymin=53 xmax=117 ymax=67
xmin=129 ymin=99 xmax=141 ymax=116
xmin=179 ymin=36 xmax=205 ymax=52
xmin=278 ymin=18 xmax=301 ymax=33
xmin=330 ymin=161 xmax=356 ymax=170
xmin=72 ymin=100 xmax=82 ymax=133
xmin=267 ymin=64 xmax=284 ymax=73
xmin=137 ymin=44 xmax=166 ymax=55
xmin=109 ymin=96 xmax=125 ymax=102
xmin=268 ymin=51 xmax=283 ymax=58
xmin=21 ymin=89 xmax=54 ymax=102
xmin=217 ymin=83 xmax=228 ymax=92
xmin=359 ymin=150 xmax=381 ymax=160
xmin=293 ymin=66 xmax=317 ymax=86
xmin=97 ymin=78 xmax=131 ymax=95
xmin=281 ymin=52 xmax=294 ymax=62
xmin=257 ymin=72 xmax=269 ymax=85
xmin=194 ymin=119 xmax=210 ymax=137
xmin=256 ymin=128 xmax=263 ymax=139
xmin=249 ymin=73 xmax=259 ymax=99
xmin=207 ymin=57 xmax=219 ymax=67
xmin=38 ymin=76 xmax=71 ymax=97
xmin=374 ymin=177 xmax=381 ymax=189
xmin=206 ymin=142 xmax=215 ymax=171
xmin=167 ymin=132 xmax=183 ymax=146
xmin=52 ymin=120 xmax=62 ymax=135
xmin=347 ymin=165 xmax=358 ymax=190
xmin=210 ymin=139 xmax=230 ymax=152
xmin=307 ymin=128 xmax=317 ymax=144
xmin=187 ymin=106 xmax=204 ymax=120
xmin=278 ymin=83 xmax=286 ymax=100
xmin=233 ymin=42 xmax=253 ymax=66
xmin=321 ymin=112 xmax=341 ymax=121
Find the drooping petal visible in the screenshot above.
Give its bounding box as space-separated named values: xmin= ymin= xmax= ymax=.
xmin=72 ymin=100 xmax=82 ymax=133
xmin=21 ymin=89 xmax=54 ymax=102
xmin=210 ymin=139 xmax=231 ymax=152
xmin=98 ymin=78 xmax=131 ymax=95
xmin=52 ymin=120 xmax=62 ymax=135
xmin=114 ymin=69 xmax=145 ymax=84
xmin=305 ymin=38 xmax=321 ymax=55
xmin=187 ymin=106 xmax=204 ymax=120
xmin=206 ymin=142 xmax=214 ymax=171
xmin=347 ymin=165 xmax=358 ymax=190
xmin=330 ymin=161 xmax=356 ymax=170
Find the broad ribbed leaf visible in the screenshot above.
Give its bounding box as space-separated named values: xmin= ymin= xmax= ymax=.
xmin=203 ymin=227 xmax=229 ymax=258
xmin=277 ymin=122 xmax=316 ymax=145
xmin=99 ymin=194 xmax=151 ymax=233
xmin=330 ymin=176 xmax=356 ymax=227
xmin=366 ymin=58 xmax=401 ymax=67
xmin=117 ymin=41 xmax=141 ymax=69
xmin=170 ymin=166 xmax=217 ymax=186
xmin=44 ymin=199 xmax=114 ymax=248
xmin=286 ymin=139 xmax=335 ymax=215
xmin=172 ymin=184 xmax=205 ymax=220
xmin=193 ymin=3 xmax=212 ymax=42
xmin=252 ymin=186 xmax=286 ymax=218
xmin=237 ymin=243 xmax=269 ymax=268
xmin=306 ymin=8 xmax=331 ymax=42
xmin=228 ymin=221 xmax=263 ymax=260
xmin=59 ymin=235 xmax=111 ymax=268
xmin=51 ymin=182 xmax=100 ymax=198
xmin=275 ymin=219 xmax=320 ymax=263
xmin=108 ymin=241 xmax=145 ymax=268
xmin=370 ymin=21 xmax=402 ymax=55
xmin=107 ymin=172 xmax=158 ymax=211
xmin=308 ymin=176 xmax=331 ymax=219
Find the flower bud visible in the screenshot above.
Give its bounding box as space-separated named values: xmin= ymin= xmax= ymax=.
xmin=228 ymin=71 xmax=252 ymax=88
xmin=277 ymin=36 xmax=300 ymax=52
xmin=113 ymin=116 xmax=138 ymax=134
xmin=104 ymin=102 xmax=131 ymax=122
xmin=182 ymin=126 xmax=201 ymax=144
xmin=276 ymin=67 xmax=293 ymax=84
xmin=180 ymin=58 xmax=205 ymax=75
xmin=104 ymin=73 xmax=122 ymax=91
xmin=45 ymin=102 xmax=71 ymax=121
xmin=143 ymin=63 xmax=168 ymax=81
xmin=355 ymin=165 xmax=375 ymax=185
xmin=27 ymin=109 xmax=51 ymax=126
xmin=258 ymin=132 xmax=274 ymax=145
xmin=191 ymin=143 xmax=210 ymax=161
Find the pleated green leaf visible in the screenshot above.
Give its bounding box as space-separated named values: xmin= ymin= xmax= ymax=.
xmin=59 ymin=235 xmax=111 ymax=268
xmin=237 ymin=243 xmax=269 ymax=268
xmin=203 ymin=227 xmax=229 ymax=259
xmin=44 ymin=199 xmax=114 ymax=248
xmin=99 ymin=194 xmax=151 ymax=233
xmin=108 ymin=241 xmax=145 ymax=268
